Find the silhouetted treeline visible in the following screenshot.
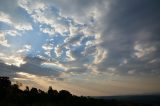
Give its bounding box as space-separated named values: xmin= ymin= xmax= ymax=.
xmin=0 ymin=77 xmax=156 ymax=106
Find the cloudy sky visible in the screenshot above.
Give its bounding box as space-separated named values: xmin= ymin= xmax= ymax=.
xmin=0 ymin=0 xmax=160 ymax=96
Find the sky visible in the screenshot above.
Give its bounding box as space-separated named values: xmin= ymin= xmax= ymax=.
xmin=0 ymin=0 xmax=160 ymax=96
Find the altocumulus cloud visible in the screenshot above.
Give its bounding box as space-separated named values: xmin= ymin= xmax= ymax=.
xmin=0 ymin=0 xmax=160 ymax=96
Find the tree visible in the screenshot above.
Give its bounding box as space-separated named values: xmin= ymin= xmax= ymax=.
xmin=30 ymin=87 xmax=38 ymax=102
xmin=25 ymin=86 xmax=29 ymax=92
xmin=48 ymin=86 xmax=58 ymax=96
xmin=0 ymin=77 xmax=11 ymax=100
xmin=48 ymin=86 xmax=58 ymax=102
xmin=30 ymin=87 xmax=38 ymax=95
xmin=0 ymin=77 xmax=11 ymax=88
xmin=59 ymin=90 xmax=72 ymax=98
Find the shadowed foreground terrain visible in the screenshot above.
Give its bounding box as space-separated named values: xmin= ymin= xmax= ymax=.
xmin=0 ymin=77 xmax=159 ymax=106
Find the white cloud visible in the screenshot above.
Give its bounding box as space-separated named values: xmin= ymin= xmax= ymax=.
xmin=13 ymin=77 xmax=28 ymax=81
xmin=42 ymin=43 xmax=53 ymax=57
xmin=0 ymin=53 xmax=26 ymax=67
xmin=16 ymin=0 xmax=109 ymax=77
xmin=31 ymin=12 xmax=55 ymax=25
xmin=17 ymin=45 xmax=31 ymax=53
xmin=18 ymin=0 xmax=53 ymax=25
xmin=41 ymin=62 xmax=67 ymax=71
xmin=85 ymin=41 xmax=93 ymax=46
xmin=93 ymin=47 xmax=108 ymax=64
xmin=40 ymin=27 xmax=55 ymax=35
xmin=69 ymin=25 xmax=80 ymax=36
xmin=0 ymin=32 xmax=10 ymax=47
xmin=15 ymin=0 xmax=109 ymax=78
xmin=0 ymin=11 xmax=12 ymax=24
xmin=119 ymin=59 xmax=128 ymax=66
xmin=42 ymin=44 xmax=53 ymax=50
xmin=128 ymin=70 xmax=136 ymax=75
xmin=18 ymin=0 xmax=46 ymax=14
xmin=134 ymin=43 xmax=156 ymax=58
xmin=54 ymin=23 xmax=69 ymax=35
xmin=5 ymin=30 xmax=20 ymax=36
xmin=18 ymin=0 xmax=70 ymax=36
xmin=14 ymin=23 xmax=32 ymax=31
xmin=66 ymin=49 xmax=76 ymax=61
xmin=123 ymin=59 xmax=128 ymax=64
xmin=149 ymin=59 xmax=157 ymax=64
xmin=66 ymin=67 xmax=87 ymax=75
xmin=18 ymin=0 xmax=101 ymax=38
xmin=105 ymin=67 xmax=117 ymax=76
xmin=86 ymin=64 xmax=99 ymax=74
xmin=25 ymin=45 xmax=31 ymax=50
xmin=0 ymin=11 xmax=32 ymax=31
xmin=55 ymin=46 xmax=62 ymax=57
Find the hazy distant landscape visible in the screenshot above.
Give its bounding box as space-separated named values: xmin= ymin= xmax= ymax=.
xmin=1 ymin=77 xmax=160 ymax=106
xmin=96 ymin=95 xmax=160 ymax=105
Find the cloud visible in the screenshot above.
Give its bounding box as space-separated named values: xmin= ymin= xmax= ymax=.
xmin=0 ymin=1 xmax=33 ymax=52
xmin=0 ymin=11 xmax=12 ymax=24
xmin=1 ymin=0 xmax=160 ymax=77
xmin=41 ymin=62 xmax=66 ymax=71
xmin=54 ymin=45 xmax=62 ymax=57
xmin=20 ymin=57 xmax=60 ymax=76
xmin=128 ymin=70 xmax=136 ymax=75
xmin=134 ymin=42 xmax=156 ymax=59
xmin=15 ymin=71 xmax=62 ymax=89
xmin=93 ymin=47 xmax=108 ymax=64
xmin=5 ymin=30 xmax=20 ymax=36
xmin=42 ymin=0 xmax=108 ymax=23
xmin=66 ymin=67 xmax=87 ymax=75
xmin=42 ymin=43 xmax=53 ymax=57
xmin=18 ymin=0 xmax=68 ymax=35
xmin=0 ymin=10 xmax=32 ymax=32
xmin=0 ymin=0 xmax=160 ymax=96
xmin=92 ymin=0 xmax=160 ymax=76
xmin=0 ymin=55 xmax=62 ymax=78
xmin=0 ymin=53 xmax=26 ymax=67
xmin=17 ymin=45 xmax=31 ymax=53
xmin=40 ymin=27 xmax=55 ymax=35
xmin=0 ymin=32 xmax=10 ymax=47
xmin=14 ymin=23 xmax=32 ymax=31
xmin=66 ymin=49 xmax=76 ymax=61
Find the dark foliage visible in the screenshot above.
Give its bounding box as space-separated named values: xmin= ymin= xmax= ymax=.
xmin=0 ymin=77 xmax=157 ymax=106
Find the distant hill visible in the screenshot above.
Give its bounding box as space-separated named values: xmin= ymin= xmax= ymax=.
xmin=95 ymin=94 xmax=160 ymax=105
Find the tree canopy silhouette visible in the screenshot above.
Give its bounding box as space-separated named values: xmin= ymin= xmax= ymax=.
xmin=0 ymin=76 xmax=155 ymax=106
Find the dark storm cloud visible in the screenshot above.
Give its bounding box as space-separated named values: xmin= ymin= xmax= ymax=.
xmin=98 ymin=0 xmax=160 ymax=76
xmin=0 ymin=56 xmax=61 ymax=78
xmin=20 ymin=57 xmax=61 ymax=76
xmin=0 ymin=62 xmax=17 ymax=77
xmin=66 ymin=67 xmax=88 ymax=74
xmin=101 ymin=0 xmax=160 ymax=53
